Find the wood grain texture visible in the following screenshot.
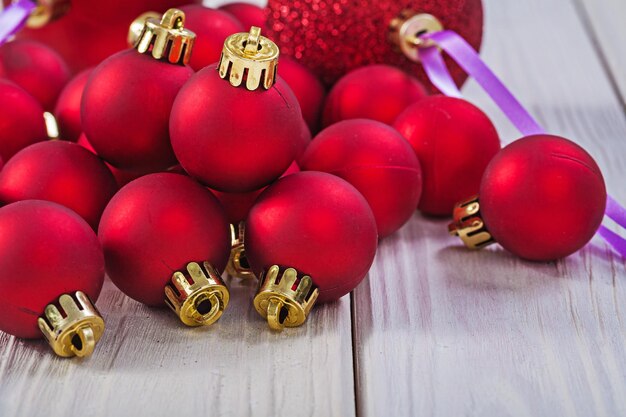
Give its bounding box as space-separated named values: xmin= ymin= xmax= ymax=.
xmin=353 ymin=0 xmax=626 ymax=416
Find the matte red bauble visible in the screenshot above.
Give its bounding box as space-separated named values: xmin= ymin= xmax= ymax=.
xmin=82 ymin=11 xmax=195 ymax=172
xmin=54 ymin=68 xmax=92 ymax=142
xmin=0 ymin=141 xmax=118 ymax=229
xmin=0 ymin=79 xmax=47 ymax=161
xmin=266 ymin=0 xmax=483 ymax=90
xmin=170 ymin=29 xmax=302 ymax=192
xmin=449 ymin=135 xmax=607 ymax=261
xmin=300 ymin=119 xmax=422 ymax=237
xmin=245 ymin=172 xmax=378 ymax=329
xmin=71 ymin=0 xmax=200 ymax=26
xmin=0 ymin=200 xmax=105 ymax=357
xmin=0 ymin=39 xmax=70 ymax=110
xmin=77 ymin=134 xmax=142 ymax=188
xmin=219 ymin=3 xmax=267 ymax=32
xmin=394 ymin=96 xmax=500 ymax=216
xmin=98 ymin=173 xmax=231 ymax=326
xmin=279 ymin=57 xmax=326 ymax=133
xmin=323 ymin=65 xmax=427 ymax=127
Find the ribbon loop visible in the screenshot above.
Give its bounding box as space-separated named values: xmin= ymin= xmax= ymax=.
xmin=0 ymin=0 xmax=36 ymax=46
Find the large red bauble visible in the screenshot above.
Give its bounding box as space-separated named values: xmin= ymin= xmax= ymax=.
xmin=0 ymin=141 xmax=118 ymax=229
xmin=218 ymin=3 xmax=267 ymax=32
xmin=278 ymin=57 xmax=326 ymax=133
xmin=0 ymin=79 xmax=47 ymax=161
xmin=300 ymin=119 xmax=422 ymax=237
xmin=479 ymin=135 xmax=606 ymax=261
xmin=54 ymin=69 xmax=92 ymax=142
xmin=98 ymin=173 xmax=231 ymax=306
xmin=323 ymin=65 xmax=427 ymax=127
xmin=178 ymin=5 xmax=244 ymax=71
xmin=0 ymin=200 xmax=104 ymax=339
xmin=266 ymin=0 xmax=483 ymax=90
xmin=394 ymin=96 xmax=500 ymax=216
xmin=71 ymin=0 xmax=200 ymax=26
xmin=245 ymin=172 xmax=378 ymax=302
xmin=82 ymin=50 xmax=193 ymax=172
xmin=77 ymin=134 xmax=143 ymax=188
xmin=0 ymin=40 xmax=71 ymax=110
xmin=170 ymin=66 xmax=302 ymax=192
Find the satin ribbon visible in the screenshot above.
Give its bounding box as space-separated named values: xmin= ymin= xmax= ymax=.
xmin=0 ymin=0 xmax=35 ymax=46
xmin=419 ymin=30 xmax=626 ymax=257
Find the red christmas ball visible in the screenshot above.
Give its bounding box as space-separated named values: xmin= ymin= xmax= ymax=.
xmin=170 ymin=66 xmax=302 ymax=192
xmin=479 ymin=135 xmax=606 ymax=261
xmin=71 ymin=0 xmax=201 ymax=26
xmin=0 ymin=79 xmax=47 ymax=161
xmin=266 ymin=0 xmax=483 ymax=90
xmin=54 ymin=68 xmax=92 ymax=142
xmin=394 ymin=96 xmax=500 ymax=216
xmin=98 ymin=173 xmax=231 ymax=306
xmin=300 ymin=119 xmax=422 ymax=237
xmin=0 ymin=200 xmax=104 ymax=339
xmin=82 ymin=49 xmax=193 ymax=172
xmin=178 ymin=5 xmax=244 ymax=71
xmin=279 ymin=57 xmax=326 ymax=133
xmin=0 ymin=141 xmax=118 ymax=229
xmin=323 ymin=65 xmax=427 ymax=127
xmin=218 ymin=3 xmax=267 ymax=32
xmin=0 ymin=40 xmax=71 ymax=110
xmin=245 ymin=171 xmax=378 ymax=302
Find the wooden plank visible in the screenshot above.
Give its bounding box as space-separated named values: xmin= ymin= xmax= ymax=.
xmin=0 ymin=277 xmax=356 ymax=417
xmin=353 ymin=0 xmax=626 ymax=415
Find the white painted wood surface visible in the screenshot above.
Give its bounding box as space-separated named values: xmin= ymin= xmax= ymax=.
xmin=1 ymin=0 xmax=625 ymax=416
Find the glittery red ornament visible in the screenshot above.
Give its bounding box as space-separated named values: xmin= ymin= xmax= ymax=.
xmin=98 ymin=173 xmax=231 ymax=318
xmin=0 ymin=141 xmax=118 ymax=229
xmin=323 ymin=64 xmax=427 ymax=127
xmin=0 ymin=200 xmax=104 ymax=339
xmin=266 ymin=0 xmax=483 ymax=90
xmin=300 ymin=119 xmax=422 ymax=237
xmin=178 ymin=5 xmax=244 ymax=71
xmin=54 ymin=68 xmax=92 ymax=142
xmin=246 ymin=171 xmax=378 ymax=304
xmin=219 ymin=2 xmax=267 ymax=32
xmin=279 ymin=57 xmax=326 ymax=132
xmin=82 ymin=25 xmax=194 ymax=171
xmin=394 ymin=96 xmax=500 ymax=216
xmin=0 ymin=39 xmax=70 ymax=110
xmin=0 ymin=79 xmax=47 ymax=161
xmin=453 ymin=135 xmax=606 ymax=261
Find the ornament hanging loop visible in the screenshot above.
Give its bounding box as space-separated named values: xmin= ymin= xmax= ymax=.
xmin=70 ymin=325 xmax=96 ymax=357
xmin=161 ymin=8 xmax=185 ymax=30
xmin=389 ymin=11 xmax=443 ymax=62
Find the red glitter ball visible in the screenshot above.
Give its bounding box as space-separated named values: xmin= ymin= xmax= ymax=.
xmin=265 ymin=0 xmax=483 ymax=91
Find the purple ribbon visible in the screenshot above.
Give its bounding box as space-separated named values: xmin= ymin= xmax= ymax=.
xmin=0 ymin=0 xmax=36 ymax=46
xmin=419 ymin=30 xmax=626 ymax=258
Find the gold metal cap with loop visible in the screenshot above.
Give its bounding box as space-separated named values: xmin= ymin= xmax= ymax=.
xmin=128 ymin=11 xmax=161 ymax=47
xmin=253 ymin=265 xmax=319 ymax=331
xmin=164 ymin=261 xmax=229 ymax=327
xmin=448 ymin=195 xmax=495 ymax=249
xmin=37 ymin=291 xmax=105 ymax=358
xmin=218 ymin=26 xmax=279 ymax=91
xmin=225 ymin=222 xmax=255 ymax=279
xmin=134 ymin=8 xmax=196 ymax=65
xmin=388 ymin=11 xmax=443 ymax=62
xmin=25 ymin=0 xmax=71 ymax=29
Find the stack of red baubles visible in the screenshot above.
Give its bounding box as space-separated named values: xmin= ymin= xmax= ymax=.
xmin=0 ymin=0 xmax=608 ymax=353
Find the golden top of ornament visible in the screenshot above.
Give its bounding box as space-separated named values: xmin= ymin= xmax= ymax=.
xmin=133 ymin=8 xmax=196 ymax=65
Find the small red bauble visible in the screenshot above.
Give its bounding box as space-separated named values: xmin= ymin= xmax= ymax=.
xmin=178 ymin=5 xmax=244 ymax=71
xmin=0 ymin=141 xmax=118 ymax=229
xmin=54 ymin=68 xmax=92 ymax=142
xmin=394 ymin=96 xmax=500 ymax=216
xmin=245 ymin=171 xmax=378 ymax=304
xmin=0 ymin=79 xmax=47 ymax=161
xmin=467 ymin=135 xmax=606 ymax=261
xmin=98 ymin=173 xmax=231 ymax=308
xmin=219 ymin=3 xmax=267 ymax=32
xmin=71 ymin=0 xmax=200 ymax=26
xmin=0 ymin=40 xmax=70 ymax=110
xmin=0 ymin=200 xmax=104 ymax=339
xmin=279 ymin=57 xmax=326 ymax=133
xmin=323 ymin=65 xmax=427 ymax=127
xmin=300 ymin=119 xmax=422 ymax=237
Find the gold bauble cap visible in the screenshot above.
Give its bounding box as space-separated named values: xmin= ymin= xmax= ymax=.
xmin=448 ymin=195 xmax=495 ymax=250
xmin=128 ymin=11 xmax=161 ymax=47
xmin=133 ymin=8 xmax=195 ymax=65
xmin=388 ymin=11 xmax=443 ymax=62
xmin=225 ymin=222 xmax=255 ymax=279
xmin=26 ymin=0 xmax=71 ymax=29
xmin=37 ymin=291 xmax=105 ymax=358
xmin=218 ymin=26 xmax=279 ymax=91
